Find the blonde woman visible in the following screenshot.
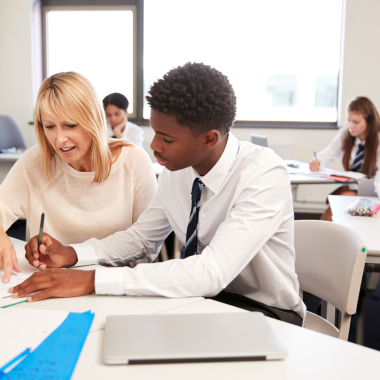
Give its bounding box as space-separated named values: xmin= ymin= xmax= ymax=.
xmin=0 ymin=72 xmax=157 ymax=283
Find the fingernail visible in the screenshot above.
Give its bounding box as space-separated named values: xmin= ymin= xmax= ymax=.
xmin=8 ymin=287 xmax=14 ymax=292
xmin=33 ymin=260 xmax=38 ymax=266
xmin=34 ymin=254 xmax=38 ymax=259
xmin=3 ymin=278 xmax=9 ymax=284
xmin=27 ymin=297 xmax=32 ymax=302
xmin=12 ymin=292 xmax=18 ymax=298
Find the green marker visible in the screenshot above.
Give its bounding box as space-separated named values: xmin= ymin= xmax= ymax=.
xmin=1 ymin=300 xmax=27 ymax=308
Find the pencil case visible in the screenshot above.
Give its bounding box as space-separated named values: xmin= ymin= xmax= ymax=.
xmin=345 ymin=198 xmax=379 ymax=217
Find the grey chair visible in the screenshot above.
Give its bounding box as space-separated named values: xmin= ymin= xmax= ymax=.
xmin=0 ymin=115 xmax=26 ymax=150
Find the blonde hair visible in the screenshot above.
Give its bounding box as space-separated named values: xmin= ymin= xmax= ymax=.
xmin=35 ymin=72 xmax=128 ymax=183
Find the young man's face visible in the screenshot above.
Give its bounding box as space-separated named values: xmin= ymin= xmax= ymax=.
xmin=150 ymin=109 xmax=210 ymax=172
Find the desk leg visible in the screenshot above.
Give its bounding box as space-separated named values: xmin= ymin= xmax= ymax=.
xmin=356 ymin=270 xmax=366 ymax=345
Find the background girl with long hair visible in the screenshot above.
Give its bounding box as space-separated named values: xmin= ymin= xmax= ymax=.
xmin=310 ymin=96 xmax=380 ymax=221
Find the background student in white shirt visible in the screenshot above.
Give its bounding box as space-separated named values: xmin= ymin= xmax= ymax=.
xmin=310 ymin=96 xmax=380 ymax=221
xmin=103 ymin=93 xmax=144 ymax=147
xmin=0 ymin=72 xmax=157 ymax=283
xmin=10 ymin=63 xmax=305 ymax=326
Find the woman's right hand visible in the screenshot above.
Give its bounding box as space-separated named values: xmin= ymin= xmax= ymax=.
xmin=309 ymin=159 xmax=321 ymax=171
xmin=0 ymin=226 xmax=20 ymax=283
xmin=25 ymin=233 xmax=78 ymax=269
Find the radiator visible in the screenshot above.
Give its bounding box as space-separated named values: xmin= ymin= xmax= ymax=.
xmin=268 ymin=142 xmax=293 ymax=160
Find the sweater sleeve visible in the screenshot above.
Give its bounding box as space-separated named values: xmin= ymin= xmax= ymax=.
xmin=0 ymin=148 xmax=41 ymax=231
xmin=129 ymin=146 xmax=158 ymax=224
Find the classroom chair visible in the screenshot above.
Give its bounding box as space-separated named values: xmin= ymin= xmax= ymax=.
xmin=250 ymin=134 xmax=267 ymax=147
xmin=0 ymin=115 xmax=26 ymax=150
xmin=294 ymin=220 xmax=367 ymax=340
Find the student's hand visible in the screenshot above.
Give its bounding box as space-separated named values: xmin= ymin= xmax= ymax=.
xmin=112 ymin=116 xmax=127 ymax=138
xmin=25 ymin=233 xmax=78 ymax=270
xmin=309 ymin=159 xmax=321 ymax=171
xmin=0 ymin=227 xmax=21 ymax=283
xmin=8 ymin=268 xmax=95 ymax=302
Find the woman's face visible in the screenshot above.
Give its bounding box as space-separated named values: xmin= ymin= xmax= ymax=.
xmin=105 ymin=104 xmax=127 ymax=129
xmin=348 ymin=111 xmax=368 ymax=141
xmin=41 ymin=109 xmax=93 ymax=171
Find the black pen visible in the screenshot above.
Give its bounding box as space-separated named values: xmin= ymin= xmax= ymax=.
xmin=38 ymin=213 xmax=45 ymax=261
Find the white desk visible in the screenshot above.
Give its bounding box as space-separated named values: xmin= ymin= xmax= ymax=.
xmin=329 ymin=195 xmax=380 ymax=260
xmin=4 ymin=238 xmax=380 ymax=379
xmin=0 ymin=152 xmax=23 ymax=183
xmin=72 ymin=299 xmax=380 ymax=380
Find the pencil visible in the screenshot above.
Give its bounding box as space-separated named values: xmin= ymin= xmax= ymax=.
xmin=38 ymin=213 xmax=45 ymax=261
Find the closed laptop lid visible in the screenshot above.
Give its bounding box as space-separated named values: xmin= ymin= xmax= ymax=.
xmin=103 ymin=312 xmax=287 ymax=365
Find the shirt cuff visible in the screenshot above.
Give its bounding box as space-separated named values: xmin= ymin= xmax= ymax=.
xmin=95 ymin=268 xmax=125 ymax=295
xmin=69 ymin=243 xmax=98 ymax=267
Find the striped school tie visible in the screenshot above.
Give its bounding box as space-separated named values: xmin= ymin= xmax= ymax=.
xmin=184 ymin=178 xmax=204 ymax=258
xmin=350 ymin=143 xmax=365 ymax=172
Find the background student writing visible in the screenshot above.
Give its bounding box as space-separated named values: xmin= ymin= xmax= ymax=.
xmin=310 ymin=96 xmax=380 ymax=221
xmin=0 ymin=72 xmax=157 ymax=283
xmin=103 ymin=92 xmax=144 ymax=147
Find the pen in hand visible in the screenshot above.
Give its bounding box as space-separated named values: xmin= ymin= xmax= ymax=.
xmin=314 ymin=151 xmax=318 ymax=161
xmin=38 ymin=213 xmax=45 ymax=261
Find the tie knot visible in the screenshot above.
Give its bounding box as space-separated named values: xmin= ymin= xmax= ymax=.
xmin=191 ymin=178 xmax=203 ymax=199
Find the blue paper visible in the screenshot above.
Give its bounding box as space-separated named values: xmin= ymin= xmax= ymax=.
xmin=0 ymin=311 xmax=94 ymax=380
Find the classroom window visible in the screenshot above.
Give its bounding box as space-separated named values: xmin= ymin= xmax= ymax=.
xmin=44 ymin=8 xmax=135 ymax=114
xmin=143 ymin=0 xmax=343 ymax=124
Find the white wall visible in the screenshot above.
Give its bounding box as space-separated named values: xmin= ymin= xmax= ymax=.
xmin=0 ymin=0 xmax=36 ymax=148
xmin=339 ymin=0 xmax=380 ymax=124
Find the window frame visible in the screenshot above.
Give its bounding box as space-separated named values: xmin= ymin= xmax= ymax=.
xmin=40 ymin=0 xmax=344 ymax=129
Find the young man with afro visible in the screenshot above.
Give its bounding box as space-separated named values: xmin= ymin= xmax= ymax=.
xmin=11 ymin=63 xmax=306 ymax=326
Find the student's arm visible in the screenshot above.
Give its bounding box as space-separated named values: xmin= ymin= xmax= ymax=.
xmin=14 ymin=165 xmax=290 ymax=301
xmin=313 ymin=127 xmax=346 ymax=168
xmin=92 ymin=165 xmax=289 ymax=297
xmin=373 ymin=143 xmax=380 ymax=196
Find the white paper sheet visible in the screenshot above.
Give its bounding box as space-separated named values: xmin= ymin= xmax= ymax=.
xmin=0 ymin=308 xmax=69 ymax=369
xmin=0 ymin=248 xmax=40 ymax=298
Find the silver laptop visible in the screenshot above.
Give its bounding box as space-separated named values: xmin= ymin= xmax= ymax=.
xmin=250 ymin=134 xmax=268 ymax=147
xmin=103 ymin=312 xmax=287 ymax=365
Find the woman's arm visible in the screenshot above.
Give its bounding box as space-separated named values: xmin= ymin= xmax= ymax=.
xmin=0 ymin=149 xmax=37 ymax=281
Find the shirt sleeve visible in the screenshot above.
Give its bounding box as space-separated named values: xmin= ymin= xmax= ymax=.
xmin=93 ymin=165 xmax=289 ymax=298
xmin=373 ymin=142 xmax=380 ymax=196
xmin=317 ymin=128 xmax=346 ymax=168
xmin=74 ymin=190 xmax=173 ymax=267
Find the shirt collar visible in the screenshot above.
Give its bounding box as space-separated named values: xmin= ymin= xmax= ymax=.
xmin=355 ymin=136 xmax=365 ymax=146
xmin=192 ymin=132 xmax=239 ymax=195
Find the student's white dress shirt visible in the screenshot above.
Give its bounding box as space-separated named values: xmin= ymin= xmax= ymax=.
xmin=73 ymin=133 xmax=306 ymax=319
xmin=106 ymin=121 xmax=144 ymax=148
xmin=316 ymin=127 xmax=380 ymax=195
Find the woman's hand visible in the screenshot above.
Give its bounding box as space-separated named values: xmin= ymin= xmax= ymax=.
xmin=112 ymin=115 xmax=127 ymax=138
xmin=8 ymin=268 xmax=95 ymax=302
xmin=25 ymin=233 xmax=78 ymax=269
xmin=309 ymin=159 xmax=321 ymax=171
xmin=0 ymin=226 xmax=20 ymax=283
